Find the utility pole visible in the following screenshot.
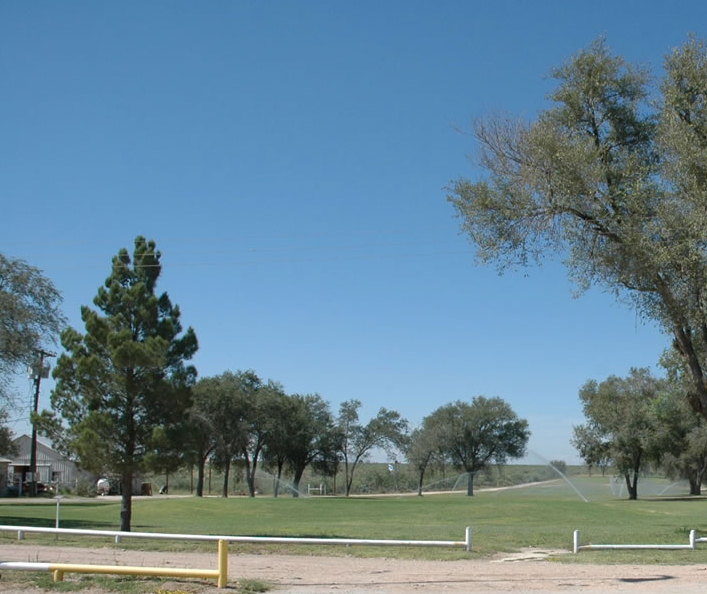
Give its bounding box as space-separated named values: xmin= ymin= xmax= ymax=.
xmin=29 ymin=349 xmax=55 ymax=497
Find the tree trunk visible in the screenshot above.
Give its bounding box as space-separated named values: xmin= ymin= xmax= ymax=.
xmin=245 ymin=456 xmax=256 ymax=497
xmin=120 ymin=471 xmax=132 ymax=532
xmin=466 ymin=471 xmax=474 ymax=497
xmin=624 ymin=471 xmax=638 ymax=500
xmin=689 ymin=477 xmax=702 ymax=496
xmin=222 ymin=461 xmax=230 ymax=498
xmin=293 ymin=466 xmax=306 ymax=498
xmin=417 ymin=469 xmax=426 ymax=496
xmin=273 ymin=460 xmax=284 ymax=498
xmin=344 ymin=459 xmax=351 ymax=496
xmin=245 ymin=450 xmax=261 ymax=497
xmin=693 ymin=463 xmax=707 ymax=495
xmin=196 ymin=457 xmax=206 ymax=497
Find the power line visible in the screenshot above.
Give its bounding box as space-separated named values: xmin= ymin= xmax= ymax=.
xmin=13 ymin=250 xmax=478 ymax=270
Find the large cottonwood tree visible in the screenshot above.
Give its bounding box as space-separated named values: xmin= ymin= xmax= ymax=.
xmin=50 ymin=236 xmax=197 ymax=531
xmin=448 ymin=37 xmax=707 ymax=422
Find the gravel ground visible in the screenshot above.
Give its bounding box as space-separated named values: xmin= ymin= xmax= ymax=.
xmin=2 ymin=544 xmax=707 ymax=594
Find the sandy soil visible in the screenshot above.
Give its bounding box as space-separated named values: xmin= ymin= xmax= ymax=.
xmin=2 ymin=544 xmax=707 ymax=594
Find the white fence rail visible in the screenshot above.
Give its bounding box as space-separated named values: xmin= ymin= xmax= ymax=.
xmin=573 ymin=529 xmax=697 ymax=553
xmin=0 ymin=524 xmax=473 ymax=551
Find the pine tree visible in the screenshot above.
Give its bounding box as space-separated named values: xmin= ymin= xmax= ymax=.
xmin=51 ymin=236 xmax=197 ymax=531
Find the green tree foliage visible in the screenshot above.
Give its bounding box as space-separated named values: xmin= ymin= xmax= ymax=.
xmin=405 ymin=414 xmax=448 ymax=496
xmin=448 ymin=36 xmax=707 ymax=422
xmin=426 ymin=396 xmax=529 ymax=496
xmin=570 ymin=424 xmax=612 ymax=476
xmin=0 ymin=253 xmax=65 ymax=386
xmin=549 ymin=460 xmax=567 ymax=475
xmin=199 ymin=371 xmax=254 ymax=498
xmin=653 ymin=348 xmax=707 ymax=494
xmin=241 ymin=379 xmax=286 ymax=497
xmin=0 ymin=409 xmax=18 ymax=457
xmin=192 ymin=370 xmax=285 ymax=498
xmin=182 ymin=378 xmax=220 ymax=497
xmin=259 ymin=388 xmax=291 ymax=497
xmin=310 ymin=421 xmax=342 ymax=491
xmin=262 ymin=393 xmax=335 ymax=497
xmin=49 ymin=237 xmax=197 ymax=530
xmin=406 ymin=427 xmax=436 ymax=496
xmin=651 ymin=387 xmax=707 ymax=495
xmin=0 ymin=252 xmax=65 ymax=437
xmin=337 ymin=399 xmax=408 ymax=496
xmin=144 ymin=423 xmax=187 ymax=494
xmin=573 ymin=368 xmax=662 ymax=499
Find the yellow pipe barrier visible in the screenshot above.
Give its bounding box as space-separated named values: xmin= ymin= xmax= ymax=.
xmin=217 ymin=537 xmax=228 ymax=588
xmin=49 ymin=539 xmax=228 ymax=588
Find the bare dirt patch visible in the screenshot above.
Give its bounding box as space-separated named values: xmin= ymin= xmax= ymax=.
xmin=2 ymin=544 xmax=707 ymax=594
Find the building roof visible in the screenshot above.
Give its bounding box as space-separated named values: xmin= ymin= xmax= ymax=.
xmin=11 ymin=434 xmax=65 ymax=462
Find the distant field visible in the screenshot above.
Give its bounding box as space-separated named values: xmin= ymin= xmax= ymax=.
xmin=2 ymin=474 xmax=707 ymax=564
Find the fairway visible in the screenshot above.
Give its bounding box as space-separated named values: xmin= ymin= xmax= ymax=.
xmin=3 ymin=479 xmax=707 ymax=564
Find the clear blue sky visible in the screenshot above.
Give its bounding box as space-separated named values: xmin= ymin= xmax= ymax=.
xmin=2 ymin=1 xmax=705 ymax=464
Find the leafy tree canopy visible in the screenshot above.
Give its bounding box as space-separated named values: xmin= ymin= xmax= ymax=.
xmin=426 ymin=396 xmax=529 ymax=496
xmin=0 ymin=252 xmax=65 ymax=409
xmin=653 ymin=348 xmax=707 ymax=494
xmin=337 ymin=399 xmax=408 ymax=496
xmin=448 ymin=36 xmax=707 ymax=420
xmin=573 ymin=368 xmax=662 ymax=499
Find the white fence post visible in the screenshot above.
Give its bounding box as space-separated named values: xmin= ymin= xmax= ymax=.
xmin=690 ymin=529 xmax=696 ymax=549
xmin=465 ymin=526 xmax=472 ymax=552
xmin=573 ymin=530 xmax=580 ymax=554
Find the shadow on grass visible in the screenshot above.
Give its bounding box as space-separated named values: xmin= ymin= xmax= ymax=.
xmin=644 ymin=496 xmax=707 ymax=503
xmin=0 ymin=501 xmax=117 ymax=508
xmin=0 ymin=516 xmax=116 ymax=529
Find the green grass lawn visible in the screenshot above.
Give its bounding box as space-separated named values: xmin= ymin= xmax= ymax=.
xmin=2 ymin=478 xmax=707 ymax=564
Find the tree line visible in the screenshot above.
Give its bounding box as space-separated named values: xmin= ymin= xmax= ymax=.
xmin=572 ymin=356 xmax=707 ymax=500
xmin=1 ymin=237 xmax=530 ymax=532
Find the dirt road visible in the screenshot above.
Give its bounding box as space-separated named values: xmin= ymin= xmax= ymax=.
xmin=2 ymin=543 xmax=707 ymax=594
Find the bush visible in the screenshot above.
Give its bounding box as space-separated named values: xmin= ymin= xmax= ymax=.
xmin=549 ymin=460 xmax=567 ymax=474
xmin=73 ymin=477 xmax=97 ymax=497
